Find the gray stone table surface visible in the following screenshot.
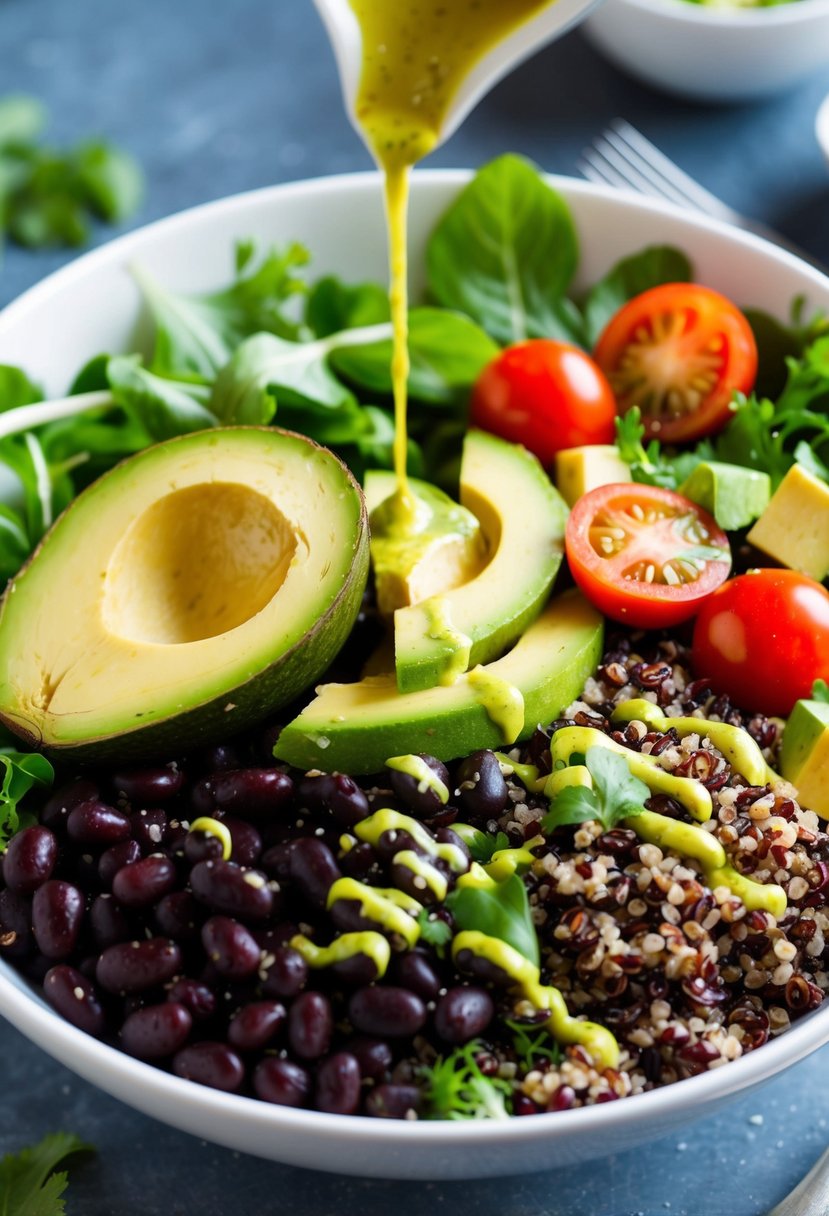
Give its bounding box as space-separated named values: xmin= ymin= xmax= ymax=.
xmin=0 ymin=1 xmax=828 ymax=1213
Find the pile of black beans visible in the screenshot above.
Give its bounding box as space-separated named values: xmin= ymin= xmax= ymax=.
xmin=0 ymin=737 xmax=523 ymax=1118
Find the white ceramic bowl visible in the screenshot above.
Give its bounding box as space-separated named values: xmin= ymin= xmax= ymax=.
xmin=817 ymin=91 xmax=829 ymax=163
xmin=585 ymin=0 xmax=829 ymax=102
xmin=1 ymin=172 xmax=829 ymax=1180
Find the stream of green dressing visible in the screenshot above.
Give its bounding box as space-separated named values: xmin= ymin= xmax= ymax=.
xmin=424 ymin=596 xmax=473 ymax=686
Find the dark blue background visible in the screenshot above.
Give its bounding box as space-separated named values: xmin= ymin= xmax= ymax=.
xmin=1 ymin=1 xmax=828 ymax=1212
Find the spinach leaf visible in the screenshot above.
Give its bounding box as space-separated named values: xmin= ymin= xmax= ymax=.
xmin=134 ymin=242 xmax=309 ymax=381
xmin=210 ymin=331 xmax=353 ymax=423
xmin=306 ymin=276 xmax=389 ymax=337
xmin=330 ymin=308 xmax=499 ymax=404
xmin=0 ymin=365 xmax=42 ymax=413
xmin=447 ymin=872 xmax=539 ymax=967
xmin=426 ymin=154 xmax=582 ymax=345
xmin=107 ymin=355 xmax=218 ymax=439
xmin=541 ymin=747 xmax=649 ymax=834
xmin=72 ymin=140 xmax=144 ymax=223
xmin=0 ymin=748 xmax=54 ymax=846
xmin=0 ymin=506 xmax=30 ymax=583
xmin=744 ymin=300 xmax=829 ymax=400
xmin=583 ymin=246 xmax=692 ymax=346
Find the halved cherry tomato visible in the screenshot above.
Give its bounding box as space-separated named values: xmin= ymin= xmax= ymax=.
xmin=469 ymin=339 xmax=616 ymax=467
xmin=565 ymin=483 xmax=731 ymax=628
xmin=692 ymin=569 xmax=829 ymax=717
xmin=593 ymin=283 xmax=758 ymax=444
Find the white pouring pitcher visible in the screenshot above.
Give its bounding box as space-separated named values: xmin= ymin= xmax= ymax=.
xmin=312 ymin=0 xmax=605 ymax=154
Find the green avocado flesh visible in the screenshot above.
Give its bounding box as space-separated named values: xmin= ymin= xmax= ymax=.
xmin=0 ymin=427 xmax=369 ymax=760
xmin=389 ymin=430 xmax=568 ymax=693
xmin=679 ymin=461 xmax=771 ymax=532
xmin=781 ymin=697 xmax=829 ymax=818
xmin=274 ymin=589 xmax=603 ymax=774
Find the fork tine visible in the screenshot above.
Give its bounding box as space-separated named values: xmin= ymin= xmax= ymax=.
xmin=586 ymin=135 xmax=690 ymax=210
xmin=577 ymin=151 xmax=647 ymax=194
xmin=607 ymin=120 xmax=740 ymax=222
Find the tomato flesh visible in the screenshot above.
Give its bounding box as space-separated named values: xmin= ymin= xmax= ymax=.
xmin=565 ymin=484 xmax=731 ymax=628
xmin=470 ymin=338 xmax=616 ymax=467
xmin=692 ymin=569 xmax=829 ymax=717
xmin=593 ymin=283 xmax=758 ymax=444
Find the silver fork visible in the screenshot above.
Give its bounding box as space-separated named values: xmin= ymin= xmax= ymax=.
xmin=579 ymin=119 xmax=823 ymax=269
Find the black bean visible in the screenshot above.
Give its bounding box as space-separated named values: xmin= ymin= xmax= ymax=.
xmin=167 ymin=977 xmax=216 ymax=1022
xmin=288 ymin=838 xmax=341 ymax=909
xmin=191 ymin=768 xmax=294 ymax=820
xmin=315 ymin=1052 xmax=361 ymax=1115
xmin=262 ymin=946 xmax=308 ymax=999
xmin=89 ymin=894 xmax=131 ymax=949
xmin=3 ymin=826 xmax=58 ymax=894
xmin=112 ymin=855 xmax=177 ymax=908
xmin=253 ymin=1058 xmax=311 ymax=1107
xmin=433 ymin=987 xmax=494 ymax=1044
xmin=348 ymin=987 xmax=426 ymax=1038
xmin=184 ymin=829 xmax=225 ymax=866
xmin=201 ymin=916 xmax=261 ymax=980
xmin=453 ymin=949 xmax=512 ymax=987
xmin=113 ymin=765 xmax=185 ymax=804
xmin=332 ymin=951 xmax=384 ymax=986
xmin=228 ymin=1000 xmax=286 ymax=1051
xmin=31 ymin=880 xmax=84 ymax=959
xmin=97 ymin=937 xmax=182 ymax=994
xmin=66 ymin=800 xmax=131 ymax=847
xmin=392 ymin=951 xmax=442 ymax=1001
xmin=155 ymin=891 xmax=200 ymax=940
xmin=339 ymin=840 xmax=377 ymax=879
xmin=454 ymin=750 xmax=508 ymax=819
xmin=43 ymin=964 xmax=106 ymax=1035
xmin=173 ymin=1042 xmax=244 ymax=1092
xmin=189 ymin=860 xmax=274 ymax=922
xmin=41 ymin=779 xmax=99 ymax=832
xmin=130 ymin=808 xmax=169 ymax=854
xmin=0 ymin=888 xmax=34 ymax=958
xmin=199 ymin=744 xmax=243 ymax=773
xmin=288 ymin=991 xmax=333 ymax=1060
xmin=297 ymin=772 xmax=369 ymax=828
xmin=98 ymin=839 xmax=142 ymax=889
xmin=365 ymin=1083 xmax=423 ymax=1119
xmin=222 ymin=818 xmax=262 ymax=867
xmin=260 ymin=843 xmax=293 ymax=883
xmin=121 ymin=1001 xmax=192 ymax=1059
xmin=388 ymin=755 xmax=450 ymax=819
xmin=349 ymin=1036 xmax=393 ymax=1083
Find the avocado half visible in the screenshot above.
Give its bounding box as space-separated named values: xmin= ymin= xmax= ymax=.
xmin=0 ymin=427 xmax=369 ymax=761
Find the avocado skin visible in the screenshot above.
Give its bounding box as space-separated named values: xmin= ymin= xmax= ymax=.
xmin=0 ymin=427 xmax=370 ymax=764
xmin=274 ymin=591 xmax=603 ymax=775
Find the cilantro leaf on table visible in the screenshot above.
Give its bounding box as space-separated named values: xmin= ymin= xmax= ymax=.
xmin=0 ymin=1132 xmax=92 ymax=1216
xmin=0 ymin=749 xmax=54 ymax=846
xmin=541 ymin=747 xmax=649 ymax=835
xmin=446 ymin=872 xmax=539 ymax=967
xmin=422 ymin=1040 xmax=511 ymax=1120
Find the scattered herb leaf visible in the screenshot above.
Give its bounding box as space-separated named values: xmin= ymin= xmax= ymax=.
xmin=504 ymin=1018 xmax=562 ymax=1072
xmin=422 ymin=1040 xmax=511 ymax=1120
xmin=542 ymin=747 xmax=649 ymax=835
xmin=416 ymin=908 xmax=453 ymax=950
xmin=0 ymin=749 xmax=54 ymax=846
xmin=446 ymin=872 xmax=539 ymax=967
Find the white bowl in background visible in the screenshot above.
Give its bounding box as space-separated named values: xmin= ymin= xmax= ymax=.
xmin=817 ymin=90 xmax=829 ymax=162
xmin=584 ymin=0 xmax=829 ymax=102
xmin=1 ymin=172 xmax=829 ymax=1179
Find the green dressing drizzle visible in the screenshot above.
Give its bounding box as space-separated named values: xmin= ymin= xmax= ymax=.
xmin=610 ymin=699 xmax=777 ymax=786
xmin=551 ymin=725 xmax=713 ymax=822
xmin=291 ymin=930 xmax=391 ymax=978
xmin=386 ymin=754 xmax=450 ymax=804
xmin=189 ymin=816 xmax=232 ymax=861
xmin=424 ymin=596 xmax=473 ymax=686
xmin=467 ymin=667 xmax=525 ymax=744
xmin=325 ymin=876 xmax=422 ymax=948
xmin=493 ymin=752 xmax=544 ymax=792
xmin=452 ymin=930 xmax=619 ymax=1069
xmin=354 ymin=807 xmax=468 ymax=872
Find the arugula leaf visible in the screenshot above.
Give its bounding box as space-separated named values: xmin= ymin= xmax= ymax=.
xmin=744 ymin=301 xmax=829 ymax=400
xmin=210 ymin=331 xmax=353 ymax=423
xmin=542 ymin=747 xmax=649 ymax=834
xmin=446 ymin=872 xmax=539 ymax=967
xmin=813 ymin=679 xmax=829 ymax=704
xmin=329 ymin=308 xmax=499 ymax=405
xmin=134 ymin=243 xmax=308 ymax=380
xmin=306 ymin=276 xmax=389 ymax=337
xmin=0 ymin=366 xmax=42 ymax=414
xmin=422 ymin=1041 xmax=511 ymax=1120
xmin=0 ymin=1132 xmax=92 ymax=1215
xmin=426 ymin=154 xmax=582 ymax=345
xmin=0 ymin=506 xmax=30 ymax=583
xmin=0 ymin=749 xmax=54 ymax=846
xmin=583 ymin=246 xmax=692 ymax=346
xmin=614 ymin=407 xmax=706 ymax=490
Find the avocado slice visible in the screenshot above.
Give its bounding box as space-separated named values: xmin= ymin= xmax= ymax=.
xmin=780 ymin=696 xmax=829 ymax=818
xmin=0 ymin=427 xmax=369 ymax=760
xmin=391 ymin=430 xmax=568 ymax=693
xmin=747 ymin=463 xmax=829 ymax=582
xmin=363 ymin=472 xmax=486 ymax=615
xmin=274 ymin=588 xmax=603 ymax=774
xmin=680 ymin=461 xmax=771 ymax=532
